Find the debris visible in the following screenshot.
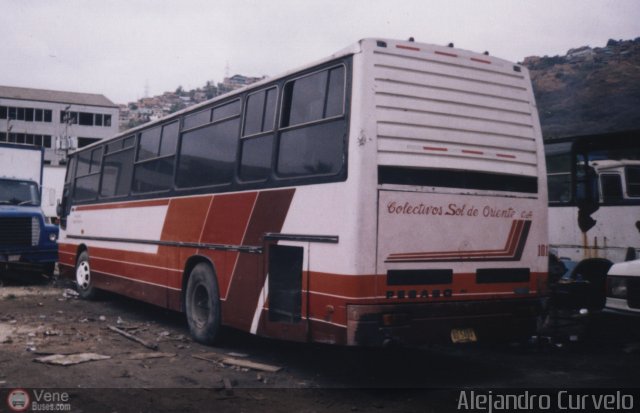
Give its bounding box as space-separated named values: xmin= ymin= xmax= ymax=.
xmin=193 ymin=352 xmax=282 ymax=372
xmin=127 ymin=352 xmax=176 ymax=360
xmin=117 ymin=317 xmax=124 ymax=325
xmin=62 ymin=289 xmax=78 ymax=299
xmin=227 ymin=352 xmax=249 ymax=358
xmin=99 ymin=316 xmax=106 ymax=322
xmin=34 ymin=353 xmax=111 ymax=366
xmin=107 ymin=325 xmax=158 ymax=351
xmin=221 ymin=358 xmax=282 ymax=373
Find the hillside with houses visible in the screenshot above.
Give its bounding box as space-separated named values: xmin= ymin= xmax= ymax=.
xmin=118 ymin=74 xmax=263 ymax=131
xmin=523 ymin=38 xmax=640 ymax=139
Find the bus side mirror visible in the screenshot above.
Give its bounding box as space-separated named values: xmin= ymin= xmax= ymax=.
xmin=576 ymin=165 xmax=599 ymax=233
xmin=56 ymin=200 xmax=63 ymax=217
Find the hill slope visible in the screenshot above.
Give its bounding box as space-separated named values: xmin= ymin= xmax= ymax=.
xmin=523 ymin=38 xmax=640 ymax=139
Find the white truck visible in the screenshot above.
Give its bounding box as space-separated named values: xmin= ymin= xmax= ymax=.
xmin=0 ymin=143 xmax=58 ymax=276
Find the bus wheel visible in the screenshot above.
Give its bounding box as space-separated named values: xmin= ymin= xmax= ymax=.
xmin=185 ymin=263 xmax=221 ymax=345
xmin=75 ymin=251 xmax=98 ymax=300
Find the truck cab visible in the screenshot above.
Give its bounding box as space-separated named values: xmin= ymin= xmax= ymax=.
xmin=0 ymin=144 xmax=58 ymax=277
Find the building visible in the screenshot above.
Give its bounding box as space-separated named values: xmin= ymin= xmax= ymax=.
xmin=0 ymin=85 xmax=119 ymax=166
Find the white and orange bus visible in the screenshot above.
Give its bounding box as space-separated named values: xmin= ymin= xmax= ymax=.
xmin=57 ymin=38 xmax=548 ymax=346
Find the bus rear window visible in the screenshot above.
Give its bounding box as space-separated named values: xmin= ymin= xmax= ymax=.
xmin=379 ymin=166 xmax=538 ymax=193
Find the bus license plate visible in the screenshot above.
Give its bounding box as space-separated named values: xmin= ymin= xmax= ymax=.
xmin=8 ymin=255 xmax=20 ymax=262
xmin=450 ymin=328 xmax=477 ymax=343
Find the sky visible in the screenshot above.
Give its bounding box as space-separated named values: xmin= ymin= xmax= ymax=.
xmin=1 ymin=0 xmax=638 ymax=104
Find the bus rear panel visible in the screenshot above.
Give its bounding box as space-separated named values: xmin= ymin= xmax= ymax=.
xmin=343 ymin=39 xmax=547 ymax=346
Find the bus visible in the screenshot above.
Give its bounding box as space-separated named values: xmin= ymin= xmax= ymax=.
xmin=57 ymin=38 xmax=548 ymax=346
xmin=545 ymin=130 xmax=640 ymax=311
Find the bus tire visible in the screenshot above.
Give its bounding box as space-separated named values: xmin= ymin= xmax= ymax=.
xmin=75 ymin=250 xmax=98 ymax=300
xmin=185 ymin=263 xmax=221 ymax=345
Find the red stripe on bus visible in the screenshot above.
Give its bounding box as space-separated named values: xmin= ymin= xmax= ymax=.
xmin=423 ymin=146 xmax=448 ymax=152
xmin=471 ymin=57 xmax=491 ymax=64
xmin=496 ymin=153 xmax=517 ymax=159
xmin=435 ymin=51 xmax=458 ymax=58
xmin=202 ymin=192 xmax=258 ymax=298
xmin=223 ymin=189 xmax=296 ymax=331
xmin=462 ymin=149 xmax=484 ymax=155
xmin=161 ymin=195 xmax=212 ymax=244
xmin=396 ymin=44 xmax=420 ymax=51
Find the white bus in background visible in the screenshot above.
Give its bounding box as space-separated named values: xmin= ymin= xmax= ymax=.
xmin=57 ymin=38 xmax=548 ymax=346
xmin=545 ymin=130 xmax=640 ymax=310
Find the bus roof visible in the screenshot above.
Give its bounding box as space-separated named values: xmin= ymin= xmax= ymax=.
xmin=72 ymin=38 xmax=525 ymax=154
xmin=592 ymin=159 xmax=640 ymax=172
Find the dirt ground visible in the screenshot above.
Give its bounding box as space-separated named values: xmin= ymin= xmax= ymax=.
xmin=1 ymin=274 xmax=639 ymax=412
xmin=0 ymin=277 xmax=443 ymax=412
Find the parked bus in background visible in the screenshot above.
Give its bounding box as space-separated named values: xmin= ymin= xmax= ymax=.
xmin=545 ymin=129 xmax=640 ymax=311
xmin=57 ymin=38 xmax=548 ymax=346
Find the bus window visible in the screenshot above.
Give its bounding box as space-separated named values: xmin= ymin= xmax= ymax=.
xmin=184 ymin=108 xmax=211 ymax=130
xmin=132 ymin=121 xmax=178 ymax=193
xmin=243 ymin=87 xmax=277 ymax=137
xmin=277 ymin=121 xmax=345 ymax=177
xmin=212 ymin=99 xmax=241 ymax=122
xmin=239 ymin=135 xmax=273 ymax=182
xmin=626 ymin=166 xmax=640 ymax=197
xmin=100 ymin=138 xmax=135 ymax=198
xmin=73 ymin=147 xmax=103 ymax=201
xmin=548 ymin=173 xmax=571 ymax=203
xmin=281 ymin=66 xmax=345 ymax=127
xmin=239 ymin=87 xmax=277 ymax=182
xmin=177 ymin=116 xmax=240 ymax=188
xmin=600 ymin=174 xmax=623 ymax=203
xmin=277 ymin=66 xmax=346 ymax=178
xmin=137 ymin=126 xmax=162 ymax=161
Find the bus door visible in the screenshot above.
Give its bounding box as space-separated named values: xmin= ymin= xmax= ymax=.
xmin=262 ymin=238 xmax=309 ymax=342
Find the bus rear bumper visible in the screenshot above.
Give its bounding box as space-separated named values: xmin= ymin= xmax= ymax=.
xmin=346 ymin=298 xmax=542 ymax=347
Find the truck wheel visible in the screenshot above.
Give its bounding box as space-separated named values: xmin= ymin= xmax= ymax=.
xmin=185 ymin=263 xmax=221 ymax=344
xmin=75 ymin=250 xmax=98 ymax=299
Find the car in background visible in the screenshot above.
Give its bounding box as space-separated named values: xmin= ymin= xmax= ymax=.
xmin=607 ymin=259 xmax=640 ymax=314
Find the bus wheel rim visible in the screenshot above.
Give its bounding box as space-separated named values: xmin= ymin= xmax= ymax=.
xmin=76 ymin=261 xmax=90 ymax=290
xmin=193 ymin=284 xmax=210 ymax=328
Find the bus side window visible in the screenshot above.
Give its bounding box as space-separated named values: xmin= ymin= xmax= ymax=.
xmin=600 ymin=174 xmax=623 ymax=203
xmin=277 ymin=65 xmax=347 ymax=178
xmin=132 ymin=121 xmax=178 ymax=193
xmin=176 ymin=116 xmax=241 ymax=188
xmin=100 ymin=137 xmax=135 ymax=198
xmin=239 ymin=87 xmax=277 ymax=182
xmin=626 ymin=166 xmax=640 ymax=198
xmin=73 ymin=147 xmax=103 ymax=202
